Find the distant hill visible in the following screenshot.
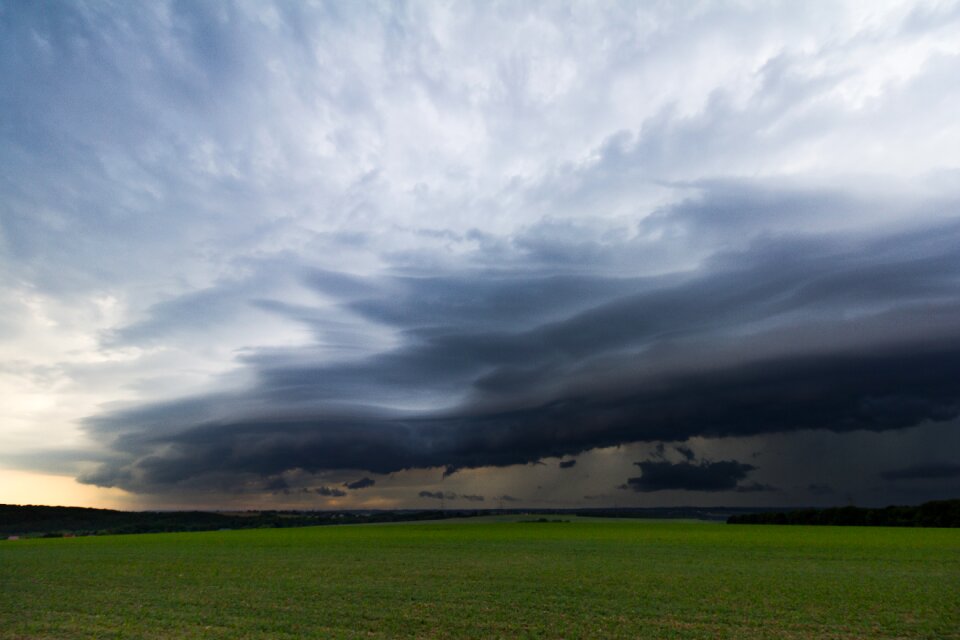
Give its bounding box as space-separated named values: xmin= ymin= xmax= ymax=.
xmin=726 ymin=499 xmax=960 ymax=527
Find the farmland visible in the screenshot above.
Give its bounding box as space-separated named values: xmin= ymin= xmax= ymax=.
xmin=1 ymin=518 xmax=958 ymax=639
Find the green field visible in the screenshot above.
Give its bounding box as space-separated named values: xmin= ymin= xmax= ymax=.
xmin=1 ymin=518 xmax=958 ymax=639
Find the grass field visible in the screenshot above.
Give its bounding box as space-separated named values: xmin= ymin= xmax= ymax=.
xmin=1 ymin=517 xmax=958 ymax=639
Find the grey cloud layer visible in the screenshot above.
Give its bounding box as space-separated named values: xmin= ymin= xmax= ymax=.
xmin=81 ymin=191 xmax=960 ymax=492
xmin=5 ymin=1 xmax=959 ymax=300
xmin=625 ymin=460 xmax=759 ymax=493
xmin=4 ymin=2 xmax=960 ymax=504
xmin=623 ymin=444 xmax=771 ymax=493
xmin=880 ymin=464 xmax=960 ymax=481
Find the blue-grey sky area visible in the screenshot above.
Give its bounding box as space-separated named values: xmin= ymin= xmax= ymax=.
xmin=2 ymin=1 xmax=960 ymax=510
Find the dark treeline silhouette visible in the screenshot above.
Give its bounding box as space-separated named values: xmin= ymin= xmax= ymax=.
xmin=0 ymin=504 xmax=475 ymax=538
xmin=727 ymin=499 xmax=960 ymax=527
xmin=3 ymin=504 xmax=780 ymax=538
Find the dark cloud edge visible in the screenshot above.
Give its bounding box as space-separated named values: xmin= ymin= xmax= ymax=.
xmin=78 ymin=213 xmax=960 ymax=494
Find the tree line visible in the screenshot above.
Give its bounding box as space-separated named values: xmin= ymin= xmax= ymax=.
xmin=727 ymin=499 xmax=960 ymax=527
xmin=0 ymin=504 xmax=477 ymax=538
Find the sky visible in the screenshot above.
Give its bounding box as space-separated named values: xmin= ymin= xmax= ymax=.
xmin=2 ymin=0 xmax=960 ymax=511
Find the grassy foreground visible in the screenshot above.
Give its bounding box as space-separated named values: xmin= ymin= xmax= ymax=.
xmin=1 ymin=518 xmax=957 ymax=639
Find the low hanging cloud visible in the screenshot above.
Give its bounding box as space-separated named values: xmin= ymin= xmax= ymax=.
xmin=79 ymin=211 xmax=960 ymax=495
xmin=419 ymin=490 xmax=456 ymax=501
xmin=624 ymin=459 xmax=760 ymax=493
xmin=314 ymin=486 xmax=347 ymax=497
xmin=806 ymin=483 xmax=835 ymax=496
xmin=880 ymin=464 xmax=960 ymax=481
xmin=735 ymin=482 xmax=778 ymax=493
xmin=559 ymin=459 xmax=577 ymax=469
xmin=264 ymin=477 xmax=290 ymax=493
xmin=418 ymin=491 xmax=485 ymax=502
xmin=344 ymin=477 xmax=376 ymax=490
xmin=624 ymin=445 xmax=777 ymax=493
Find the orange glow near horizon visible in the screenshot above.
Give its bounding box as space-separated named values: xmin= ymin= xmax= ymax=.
xmin=0 ymin=468 xmax=411 ymax=512
xmin=0 ymin=468 xmax=134 ymax=510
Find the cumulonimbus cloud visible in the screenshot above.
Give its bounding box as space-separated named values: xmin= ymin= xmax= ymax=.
xmin=4 ymin=1 xmax=960 ymax=506
xmin=79 ymin=207 xmax=960 ymax=494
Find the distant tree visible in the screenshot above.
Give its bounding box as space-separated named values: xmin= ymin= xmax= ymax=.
xmin=727 ymin=500 xmax=960 ymax=527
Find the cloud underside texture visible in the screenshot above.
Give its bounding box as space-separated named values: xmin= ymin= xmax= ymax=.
xmin=626 ymin=460 xmax=757 ymax=493
xmin=2 ymin=0 xmax=959 ymax=500
xmin=83 ymin=202 xmax=960 ymax=493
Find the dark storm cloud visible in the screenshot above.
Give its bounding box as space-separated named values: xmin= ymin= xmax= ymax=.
xmin=499 ymin=495 xmax=520 ymax=503
xmin=344 ymin=477 xmax=375 ymax=490
xmin=806 ymin=483 xmax=835 ymax=496
xmin=880 ymin=464 xmax=960 ymax=481
xmin=79 ymin=197 xmax=960 ymax=494
xmin=5 ymin=0 xmax=960 ymax=513
xmin=263 ymin=477 xmax=289 ymax=493
xmin=460 ymin=494 xmax=485 ymax=502
xmin=735 ymin=482 xmax=778 ymax=493
xmin=559 ymin=459 xmax=577 ymax=469
xmin=314 ymin=486 xmax=347 ymax=497
xmin=625 ymin=459 xmax=758 ymax=492
xmin=419 ymin=491 xmax=456 ymax=501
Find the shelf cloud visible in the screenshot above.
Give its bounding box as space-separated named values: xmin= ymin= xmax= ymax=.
xmin=80 ymin=213 xmax=960 ymax=494
xmin=3 ymin=1 xmax=960 ymax=508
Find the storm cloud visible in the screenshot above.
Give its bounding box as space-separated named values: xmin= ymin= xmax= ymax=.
xmin=314 ymin=486 xmax=347 ymax=497
xmin=343 ymin=477 xmax=375 ymax=490
xmin=419 ymin=491 xmax=456 ymax=501
xmin=880 ymin=464 xmax=960 ymax=481
xmin=79 ymin=213 xmax=960 ymax=493
xmin=625 ymin=459 xmax=758 ymax=493
xmin=3 ymin=1 xmax=960 ymax=508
